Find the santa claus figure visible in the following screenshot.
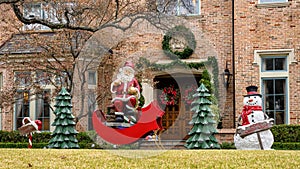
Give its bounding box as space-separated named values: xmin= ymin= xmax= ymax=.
xmin=234 ymin=85 xmax=274 ymax=150
xmin=110 ymin=61 xmax=141 ymax=122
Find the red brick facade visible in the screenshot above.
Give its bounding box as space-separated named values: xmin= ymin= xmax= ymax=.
xmin=0 ymin=1 xmax=299 ymax=139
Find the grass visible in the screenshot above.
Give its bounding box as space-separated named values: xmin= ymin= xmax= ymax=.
xmin=0 ymin=149 xmax=299 ymax=168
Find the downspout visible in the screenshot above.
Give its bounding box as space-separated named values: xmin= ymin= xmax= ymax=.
xmin=232 ymin=0 xmax=236 ymax=128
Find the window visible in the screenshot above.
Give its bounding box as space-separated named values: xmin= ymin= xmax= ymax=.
xmin=259 ymin=0 xmax=287 ymax=4
xmin=23 ymin=3 xmax=61 ymax=30
xmin=87 ymin=91 xmax=96 ymax=130
xmin=23 ymin=3 xmax=50 ymax=30
xmin=263 ymin=78 xmax=286 ymax=124
xmin=157 ymin=0 xmax=200 ymax=16
xmin=0 ymin=73 xmax=3 ymax=90
xmin=88 ymin=71 xmax=97 ymax=86
xmin=14 ymin=71 xmax=54 ymax=130
xmin=55 ymin=71 xmax=71 ymax=85
xmin=254 ymin=49 xmax=296 ymax=125
xmin=15 ymin=90 xmax=30 ymax=129
xmin=261 ymin=56 xmax=287 ymax=72
xmin=36 ymin=90 xmax=51 ymax=131
xmin=36 ymin=71 xmax=51 ymax=85
xmin=15 ymin=71 xmax=32 ymax=87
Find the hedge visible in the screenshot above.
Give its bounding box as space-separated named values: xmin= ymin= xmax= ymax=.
xmin=0 ymin=142 xmax=102 ymax=149
xmin=270 ymin=125 xmax=300 ymax=142
xmin=0 ymin=131 xmax=95 ymax=143
xmin=272 ymin=142 xmax=300 ymax=150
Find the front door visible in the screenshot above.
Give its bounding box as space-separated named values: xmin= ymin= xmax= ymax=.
xmin=154 ymin=73 xmax=200 ymax=140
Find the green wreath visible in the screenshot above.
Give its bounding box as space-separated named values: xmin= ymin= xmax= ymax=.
xmin=162 ymin=25 xmax=196 ymax=59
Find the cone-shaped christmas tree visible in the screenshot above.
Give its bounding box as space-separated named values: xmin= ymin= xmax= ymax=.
xmin=48 ymin=87 xmax=79 ymax=149
xmin=185 ymin=83 xmax=220 ymax=149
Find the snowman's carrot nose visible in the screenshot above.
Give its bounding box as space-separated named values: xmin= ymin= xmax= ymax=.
xmin=248 ymin=99 xmax=253 ymax=102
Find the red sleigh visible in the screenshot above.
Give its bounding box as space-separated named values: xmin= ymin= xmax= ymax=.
xmin=92 ymin=101 xmax=165 ymax=145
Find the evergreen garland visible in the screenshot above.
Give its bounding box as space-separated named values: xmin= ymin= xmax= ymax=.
xmin=162 ymin=25 xmax=196 ymax=59
xmin=136 ymin=56 xmax=219 ymax=99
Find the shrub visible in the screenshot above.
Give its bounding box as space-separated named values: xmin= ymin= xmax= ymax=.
xmin=0 ymin=143 xmax=48 ymax=148
xmin=76 ymin=131 xmax=95 ymax=143
xmin=220 ymin=142 xmax=236 ymax=149
xmin=0 ymin=131 xmax=95 ymax=144
xmin=0 ymin=131 xmax=27 ymax=143
xmin=272 ymin=142 xmax=300 ymax=150
xmin=271 ymin=125 xmax=300 ymax=142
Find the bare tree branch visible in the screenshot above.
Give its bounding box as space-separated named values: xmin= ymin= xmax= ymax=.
xmin=0 ymin=0 xmax=20 ymax=4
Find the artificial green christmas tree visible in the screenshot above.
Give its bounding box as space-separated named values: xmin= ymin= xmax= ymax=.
xmin=48 ymin=87 xmax=79 ymax=149
xmin=185 ymin=83 xmax=220 ymax=149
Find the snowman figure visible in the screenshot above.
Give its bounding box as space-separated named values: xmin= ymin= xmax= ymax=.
xmin=234 ymin=85 xmax=274 ymax=150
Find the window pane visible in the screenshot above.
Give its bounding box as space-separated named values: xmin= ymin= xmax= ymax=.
xmin=263 ymin=79 xmax=286 ymax=125
xmin=15 ymin=72 xmax=32 ymax=87
xmin=274 ymin=95 xmax=284 ymax=110
xmin=15 ymin=91 xmax=30 ymax=129
xmin=24 ymin=3 xmax=42 ymax=19
xmin=275 ymin=112 xmax=284 ymax=124
xmin=157 ymin=0 xmax=177 ymax=15
xmin=262 ymin=57 xmax=286 ymax=71
xmin=157 ymin=0 xmax=200 ymax=15
xmin=265 ymin=58 xmax=273 ymax=70
xmin=88 ymin=71 xmax=96 ymax=85
xmin=264 ymin=80 xmax=273 ymax=94
xmin=36 ymin=71 xmax=51 ymax=85
xmin=0 ymin=73 xmax=3 ymax=90
xmin=274 ymin=58 xmax=285 ymax=70
xmin=36 ymin=90 xmax=50 ymax=131
xmin=178 ymin=0 xmax=200 ymax=15
xmin=266 ymin=110 xmax=274 ymax=119
xmin=265 ymin=95 xmax=274 ymax=110
xmin=275 ymin=79 xmax=285 ymax=94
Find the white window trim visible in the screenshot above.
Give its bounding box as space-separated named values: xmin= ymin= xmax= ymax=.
xmin=256 ymin=1 xmax=290 ymax=8
xmin=258 ymin=0 xmax=288 ymax=4
xmin=254 ymin=49 xmax=295 ymax=124
xmin=253 ymin=49 xmax=296 ymax=68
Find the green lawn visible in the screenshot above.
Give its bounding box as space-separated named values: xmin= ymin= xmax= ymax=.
xmin=0 ymin=149 xmax=299 ymax=168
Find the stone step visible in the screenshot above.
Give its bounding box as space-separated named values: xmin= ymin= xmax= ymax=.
xmin=139 ymin=140 xmax=187 ymax=150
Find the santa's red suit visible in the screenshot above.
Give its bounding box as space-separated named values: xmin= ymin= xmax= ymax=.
xmin=111 ymin=61 xmax=140 ymax=113
xmin=112 ymin=78 xmax=140 ymax=112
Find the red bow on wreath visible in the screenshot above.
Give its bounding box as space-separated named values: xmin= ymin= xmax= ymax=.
xmin=182 ymin=84 xmax=197 ymax=105
xmin=160 ymin=85 xmax=179 ymax=106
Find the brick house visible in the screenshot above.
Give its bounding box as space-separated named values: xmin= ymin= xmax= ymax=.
xmin=0 ymin=0 xmax=299 ymax=143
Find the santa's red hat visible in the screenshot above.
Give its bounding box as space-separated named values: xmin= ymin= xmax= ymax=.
xmin=124 ymin=61 xmax=134 ymax=69
xmin=244 ymin=85 xmax=262 ymax=97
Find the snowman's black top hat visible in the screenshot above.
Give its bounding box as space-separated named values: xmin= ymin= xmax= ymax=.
xmin=244 ymin=85 xmax=262 ymax=97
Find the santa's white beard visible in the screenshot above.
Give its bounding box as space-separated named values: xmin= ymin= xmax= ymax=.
xmin=117 ymin=72 xmax=134 ymax=83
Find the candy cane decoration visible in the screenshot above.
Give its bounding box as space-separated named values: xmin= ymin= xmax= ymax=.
xmin=18 ymin=117 xmax=42 ymax=149
xmin=28 ymin=132 xmax=33 ymax=148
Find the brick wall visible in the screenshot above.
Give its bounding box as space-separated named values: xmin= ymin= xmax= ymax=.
xmin=234 ymin=1 xmax=300 ymax=124
xmin=1 ymin=0 xmax=299 ymax=132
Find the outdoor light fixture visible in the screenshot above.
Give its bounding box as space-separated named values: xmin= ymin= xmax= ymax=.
xmin=223 ymin=61 xmax=232 ymax=89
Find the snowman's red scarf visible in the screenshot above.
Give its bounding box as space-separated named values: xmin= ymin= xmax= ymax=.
xmin=241 ymin=105 xmax=262 ymax=126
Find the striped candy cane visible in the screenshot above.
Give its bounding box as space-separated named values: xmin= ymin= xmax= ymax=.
xmin=28 ymin=132 xmax=33 ymax=149
xmin=20 ymin=117 xmax=41 ymax=149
